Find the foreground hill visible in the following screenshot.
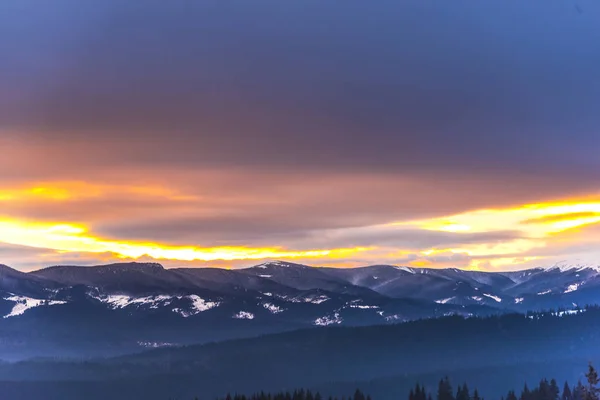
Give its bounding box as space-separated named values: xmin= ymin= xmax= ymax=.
xmin=0 ymin=308 xmax=598 ymax=400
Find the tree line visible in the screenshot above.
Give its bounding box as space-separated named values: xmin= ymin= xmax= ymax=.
xmin=215 ymin=364 xmax=600 ymax=400
xmin=407 ymin=363 xmax=600 ymax=400
xmin=215 ymin=388 xmax=370 ymax=400
xmin=410 ymin=363 xmax=600 ymax=400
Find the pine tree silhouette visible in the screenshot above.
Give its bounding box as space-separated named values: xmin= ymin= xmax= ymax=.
xmin=574 ymin=382 xmax=586 ymax=400
xmin=585 ymin=363 xmax=600 ymax=400
xmin=456 ymin=383 xmax=470 ymax=400
xmin=438 ymin=377 xmax=455 ymax=400
xmin=507 ymin=390 xmax=518 ymax=400
xmin=521 ymin=384 xmax=532 ymax=400
xmin=563 ymin=382 xmax=573 ymax=400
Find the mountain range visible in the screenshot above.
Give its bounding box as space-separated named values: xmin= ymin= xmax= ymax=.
xmin=1 ymin=260 xmax=600 ymax=359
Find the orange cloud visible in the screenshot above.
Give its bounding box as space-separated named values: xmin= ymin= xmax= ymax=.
xmin=0 ymin=181 xmax=197 ymax=203
xmin=2 ymin=178 xmax=600 ymax=271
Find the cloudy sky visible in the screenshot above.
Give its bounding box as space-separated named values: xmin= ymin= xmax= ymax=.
xmin=2 ymin=0 xmax=600 ymax=271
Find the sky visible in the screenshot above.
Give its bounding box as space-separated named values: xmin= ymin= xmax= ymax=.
xmin=1 ymin=0 xmax=600 ymax=271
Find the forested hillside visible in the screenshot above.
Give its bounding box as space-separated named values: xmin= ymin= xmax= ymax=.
xmin=1 ymin=309 xmax=600 ymax=400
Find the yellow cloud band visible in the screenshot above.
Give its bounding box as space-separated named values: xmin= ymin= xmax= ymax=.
xmin=0 ymin=218 xmax=368 ymax=262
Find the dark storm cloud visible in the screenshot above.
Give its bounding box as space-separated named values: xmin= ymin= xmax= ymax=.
xmin=2 ymin=0 xmax=600 ymax=176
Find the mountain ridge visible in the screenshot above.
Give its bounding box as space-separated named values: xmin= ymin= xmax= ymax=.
xmin=16 ymin=259 xmax=600 ymax=275
xmin=2 ymin=259 xmax=600 ymax=360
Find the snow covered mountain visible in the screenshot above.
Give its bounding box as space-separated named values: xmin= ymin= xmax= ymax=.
xmin=1 ymin=260 xmax=600 ymax=359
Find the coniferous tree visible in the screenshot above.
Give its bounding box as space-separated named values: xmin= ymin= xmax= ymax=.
xmin=507 ymin=390 xmax=518 ymax=400
xmin=550 ymin=379 xmax=560 ymax=400
xmin=354 ymin=389 xmax=366 ymax=400
xmin=586 ymin=363 xmax=600 ymax=400
xmin=438 ymin=377 xmax=455 ymax=400
xmin=472 ymin=389 xmax=481 ymax=400
xmin=564 ymin=382 xmax=573 ymax=400
xmin=457 ymin=383 xmax=470 ymax=400
xmin=541 ymin=379 xmax=554 ymax=400
xmin=521 ymin=384 xmax=533 ymax=400
xmin=415 ymin=383 xmax=426 ymax=400
xmin=574 ymin=382 xmax=586 ymax=400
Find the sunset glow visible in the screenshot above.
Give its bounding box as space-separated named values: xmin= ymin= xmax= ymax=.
xmin=1 ymin=180 xmax=600 ymax=270
xmin=405 ymin=201 xmax=600 ymax=236
xmin=2 ymin=0 xmax=600 ymax=272
xmin=0 ymin=217 xmax=369 ymax=262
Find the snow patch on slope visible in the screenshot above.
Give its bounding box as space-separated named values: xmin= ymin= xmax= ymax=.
xmin=177 ymin=295 xmax=220 ymax=317
xmin=94 ymin=294 xmax=174 ymax=309
xmin=255 ymin=260 xmax=287 ymax=269
xmin=263 ymin=302 xmax=284 ymax=314
xmin=233 ymin=311 xmax=255 ymax=320
xmin=3 ymin=295 xmax=66 ymax=318
xmin=277 ymin=294 xmax=329 ymax=304
xmin=138 ymin=341 xmax=175 ymax=348
xmin=349 ymin=304 xmax=379 ymax=309
xmin=308 ymin=295 xmax=330 ymax=304
xmin=483 ymin=293 xmax=502 ymax=303
xmin=394 ymin=266 xmax=415 ymax=274
xmin=314 ymin=312 xmax=342 ymax=326
xmin=556 ymin=309 xmax=583 ymax=317
xmin=435 ymin=297 xmax=455 ymax=304
xmin=385 ymin=314 xmax=403 ymax=322
xmin=564 ymin=283 xmax=580 ymax=293
xmin=91 ymin=293 xmax=219 ymax=317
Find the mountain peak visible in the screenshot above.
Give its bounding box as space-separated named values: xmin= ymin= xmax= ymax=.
xmin=543 ymin=260 xmax=600 ymax=273
xmin=253 ymin=260 xmax=309 ymax=269
xmin=0 ymin=264 xmax=26 ymax=276
xmin=101 ymin=262 xmax=165 ymax=270
xmin=32 ymin=262 xmax=166 ymax=276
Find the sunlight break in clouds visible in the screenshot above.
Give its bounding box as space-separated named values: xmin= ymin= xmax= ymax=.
xmin=390 ymin=200 xmax=600 ymax=268
xmin=406 ymin=201 xmax=600 ymax=236
xmin=1 ymin=186 xmax=600 ymax=270
xmin=0 ymin=218 xmax=369 ymax=262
